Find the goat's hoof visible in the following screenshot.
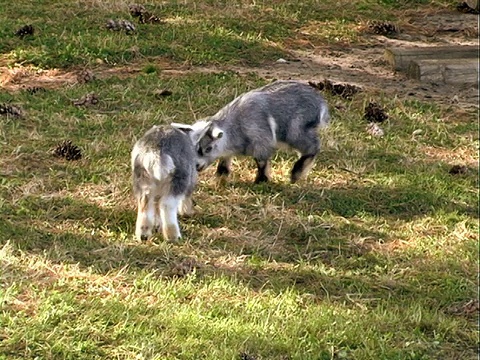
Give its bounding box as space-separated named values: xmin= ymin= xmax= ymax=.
xmin=290 ymin=172 xmax=304 ymax=184
xmin=254 ymin=176 xmax=270 ymax=184
xmin=181 ymin=209 xmax=195 ymax=217
xmin=164 ymin=225 xmax=181 ymax=242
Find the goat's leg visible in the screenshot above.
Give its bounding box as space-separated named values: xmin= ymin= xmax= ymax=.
xmin=291 ymin=154 xmax=317 ymax=183
xmin=254 ymin=158 xmax=272 ymax=183
xmin=153 ymin=196 xmax=162 ymax=234
xmin=135 ymin=193 xmax=156 ymax=241
xmin=178 ymin=194 xmax=195 ymax=217
xmin=291 ymin=134 xmax=319 ymax=183
xmin=216 ymin=157 xmax=232 ymax=177
xmin=160 ymin=195 xmax=182 ymax=241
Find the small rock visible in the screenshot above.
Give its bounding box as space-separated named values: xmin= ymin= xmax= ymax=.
xmin=276 ymin=58 xmax=288 ymax=64
xmin=412 ymin=129 xmax=423 ymax=137
xmin=366 ymin=122 xmax=384 ymax=137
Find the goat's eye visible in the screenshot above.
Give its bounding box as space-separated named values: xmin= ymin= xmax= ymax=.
xmin=204 ymin=145 xmax=213 ymax=154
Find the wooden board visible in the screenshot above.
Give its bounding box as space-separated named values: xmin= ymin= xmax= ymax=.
xmin=384 ymin=46 xmax=479 ymax=71
xmin=407 ymin=58 xmax=479 ymax=87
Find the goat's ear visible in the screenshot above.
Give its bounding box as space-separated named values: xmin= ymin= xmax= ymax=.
xmin=211 ymin=126 xmax=224 ymax=139
xmin=171 ymin=122 xmax=193 ymax=133
xmin=191 ymin=121 xmax=212 ymax=143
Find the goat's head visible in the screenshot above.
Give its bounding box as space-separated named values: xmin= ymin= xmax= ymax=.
xmin=171 ymin=120 xmax=224 ymax=172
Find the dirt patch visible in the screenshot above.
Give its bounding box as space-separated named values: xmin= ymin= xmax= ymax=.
xmin=246 ymin=9 xmax=479 ymax=109
xmin=1 ymin=9 xmax=478 ymax=109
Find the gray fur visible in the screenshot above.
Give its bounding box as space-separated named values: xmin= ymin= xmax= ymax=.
xmin=186 ymin=80 xmax=330 ymax=183
xmin=132 ymin=125 xmax=198 ymax=242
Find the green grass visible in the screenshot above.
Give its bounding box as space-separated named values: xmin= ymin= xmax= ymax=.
xmin=0 ymin=0 xmax=478 ymax=359
xmin=0 ymin=0 xmax=459 ymax=68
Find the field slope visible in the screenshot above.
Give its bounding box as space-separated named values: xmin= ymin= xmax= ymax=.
xmin=0 ymin=1 xmax=478 ymax=359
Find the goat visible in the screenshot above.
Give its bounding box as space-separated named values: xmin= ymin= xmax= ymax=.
xmin=179 ymin=80 xmax=330 ymax=183
xmin=131 ymin=123 xmax=208 ymax=241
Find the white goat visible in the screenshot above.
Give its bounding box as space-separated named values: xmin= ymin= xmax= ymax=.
xmin=131 ymin=124 xmax=208 ymax=241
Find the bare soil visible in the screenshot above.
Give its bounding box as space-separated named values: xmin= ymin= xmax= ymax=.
xmin=1 ymin=8 xmax=478 ymax=109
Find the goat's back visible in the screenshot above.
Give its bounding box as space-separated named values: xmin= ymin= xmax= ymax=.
xmin=132 ymin=126 xmax=197 ymax=197
xmin=212 ymin=80 xmax=329 ymax=148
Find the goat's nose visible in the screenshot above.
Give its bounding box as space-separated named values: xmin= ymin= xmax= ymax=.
xmin=140 ymin=234 xmax=148 ymax=241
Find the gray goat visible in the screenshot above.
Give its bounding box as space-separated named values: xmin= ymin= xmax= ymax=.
xmin=131 ymin=124 xmax=208 ymax=241
xmin=176 ymin=80 xmax=330 ymax=183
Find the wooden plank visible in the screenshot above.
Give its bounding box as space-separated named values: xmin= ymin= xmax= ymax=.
xmin=384 ymin=46 xmax=479 ymax=71
xmin=407 ymin=58 xmax=479 ymax=86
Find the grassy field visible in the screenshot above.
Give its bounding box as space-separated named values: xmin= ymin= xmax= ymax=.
xmin=0 ymin=0 xmax=478 ymax=359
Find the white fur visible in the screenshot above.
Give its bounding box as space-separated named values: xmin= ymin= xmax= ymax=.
xmin=171 ymin=120 xmax=212 ymax=144
xmin=319 ymin=106 xmax=330 ymax=128
xmin=267 ymin=115 xmax=277 ymax=145
xmin=211 ymin=126 xmax=224 ymax=139
xmin=135 ymin=192 xmax=157 ymax=241
xmin=159 ymin=195 xmax=182 ymax=240
xmin=133 ymin=125 xmax=198 ymax=242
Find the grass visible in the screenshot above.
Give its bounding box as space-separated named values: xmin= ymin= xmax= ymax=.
xmin=0 ymin=0 xmax=478 ymax=359
xmin=0 ymin=0 xmax=462 ymax=67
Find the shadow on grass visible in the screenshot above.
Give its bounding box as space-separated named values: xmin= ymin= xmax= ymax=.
xmin=228 ymin=178 xmax=476 ymax=221
xmin=0 ymin=188 xmax=477 ymax=360
xmin=1 ymin=174 xmax=476 ymax=300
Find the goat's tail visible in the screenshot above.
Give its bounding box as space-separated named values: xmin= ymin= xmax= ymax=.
xmin=133 ymin=150 xmax=175 ymax=182
xmin=318 ymin=101 xmax=330 ymax=128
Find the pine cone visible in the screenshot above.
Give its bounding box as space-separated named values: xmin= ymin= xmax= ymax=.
xmin=73 ymin=93 xmax=99 ymax=106
xmin=138 ymin=12 xmax=162 ymax=24
xmin=239 ymin=353 xmax=257 ymax=360
xmin=309 ymin=80 xmax=360 ymax=99
xmin=364 ymin=102 xmax=388 ymax=123
xmin=25 ymin=86 xmax=46 ymax=95
xmin=118 ymin=19 xmax=136 ymax=33
xmin=77 ymin=69 xmax=95 ymax=83
xmin=52 ymin=140 xmax=82 ymax=161
xmin=449 ymin=165 xmax=468 ymax=175
xmin=106 ymin=19 xmax=135 ymax=33
xmin=456 ymin=2 xmax=480 ymax=14
xmin=333 ymin=83 xmax=360 ymax=99
xmin=15 ymin=24 xmax=34 ymax=38
xmin=154 ymin=89 xmax=173 ymax=99
xmin=129 ymin=4 xmax=146 ymax=17
xmin=0 ymin=104 xmax=23 ymax=117
xmin=368 ymin=21 xmax=398 ymax=36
